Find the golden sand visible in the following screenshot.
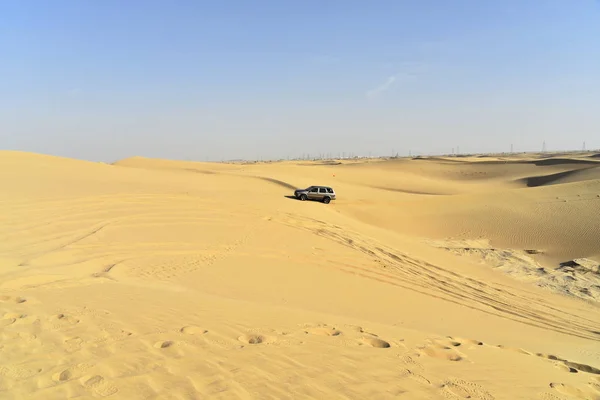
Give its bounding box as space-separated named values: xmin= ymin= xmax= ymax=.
xmin=1 ymin=150 xmax=599 ymax=399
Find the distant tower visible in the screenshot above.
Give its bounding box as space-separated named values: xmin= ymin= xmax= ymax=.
xmin=542 ymin=141 xmax=546 ymax=153
xmin=510 ymin=144 xmax=514 ymax=153
xmin=583 ymin=141 xmax=586 ymax=152
xmin=457 ymin=146 xmax=460 ymax=155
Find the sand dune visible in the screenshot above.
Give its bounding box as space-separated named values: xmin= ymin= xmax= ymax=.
xmin=1 ymin=150 xmax=599 ymax=399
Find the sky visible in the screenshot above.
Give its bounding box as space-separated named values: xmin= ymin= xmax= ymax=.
xmin=1 ymin=0 xmax=599 ymax=162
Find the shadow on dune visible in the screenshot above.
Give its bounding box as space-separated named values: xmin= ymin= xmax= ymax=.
xmin=184 ymin=168 xmax=217 ymax=174
xmin=284 ymin=195 xmax=332 ymax=203
xmin=372 ymin=186 xmax=446 ymax=195
xmin=467 ymin=160 xmax=513 ymax=165
xmin=464 ymin=158 xmax=598 ymax=166
xmin=412 ymin=157 xmax=525 ymax=166
xmin=296 ymin=161 xmax=343 ymax=166
xmin=529 ymin=158 xmax=599 ymax=166
xmin=411 ymin=157 xmax=466 ymax=163
xmin=559 ymin=260 xmax=580 ymax=268
xmin=254 ymin=176 xmax=297 ymax=190
xmin=410 ymin=156 xmax=600 ymax=167
xmin=517 ymin=167 xmax=597 ymax=187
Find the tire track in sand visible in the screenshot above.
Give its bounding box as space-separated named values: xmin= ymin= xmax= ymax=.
xmin=272 ymin=213 xmax=600 ymax=342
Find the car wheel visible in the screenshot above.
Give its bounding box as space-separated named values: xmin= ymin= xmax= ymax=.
xmin=300 ymin=194 xmax=307 ymax=201
xmin=323 ymin=197 xmax=331 ymax=204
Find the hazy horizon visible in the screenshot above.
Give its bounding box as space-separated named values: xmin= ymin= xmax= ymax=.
xmin=2 ymin=1 xmax=599 ymax=162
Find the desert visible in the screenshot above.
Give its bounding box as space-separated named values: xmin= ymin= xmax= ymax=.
xmin=1 ymin=150 xmax=599 ymax=399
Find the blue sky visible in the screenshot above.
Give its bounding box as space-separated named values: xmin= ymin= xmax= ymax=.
xmin=1 ymin=1 xmax=599 ymax=161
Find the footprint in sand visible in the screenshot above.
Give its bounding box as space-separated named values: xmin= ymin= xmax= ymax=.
xmin=3 ymin=312 xmax=27 ymax=320
xmin=342 ymin=324 xmax=367 ymax=333
xmin=446 ymin=336 xmax=531 ymax=355
xmin=48 ymin=314 xmax=80 ymax=330
xmin=555 ymin=363 xmax=579 ymax=374
xmin=496 ymin=344 xmax=531 ymax=355
xmin=562 ymin=361 xmax=600 ymax=375
xmin=64 ymin=337 xmax=84 ymax=353
xmin=399 ymin=354 xmax=424 ymax=370
xmin=441 ymin=379 xmax=495 ymax=399
xmin=360 ymin=336 xmax=391 ymax=348
xmin=238 ymin=334 xmax=275 ymax=345
xmin=180 ymin=326 xmax=208 ymax=335
xmin=537 ymin=353 xmax=561 ymax=361
xmin=537 ymin=392 xmax=568 ymax=400
xmin=0 ymin=365 xmax=43 ymax=380
xmin=420 ymin=343 xmax=463 ymax=362
xmin=0 ymin=318 xmax=16 ymax=327
xmin=400 ymin=368 xmax=431 ymax=385
xmin=445 ymin=337 xmax=485 ymax=348
xmin=154 ymin=340 xmax=175 ymax=349
xmin=589 ymin=382 xmax=600 ymax=392
xmin=0 ymin=295 xmax=27 ymax=304
xmin=53 ymin=369 xmax=74 ymax=382
xmin=305 ymin=327 xmax=342 ymax=337
xmin=80 ymin=375 xmax=118 ymax=397
xmin=535 ymin=353 xmax=600 ymax=375
xmin=52 ymin=363 xmax=92 ymax=382
xmin=550 ymin=382 xmax=600 ymax=400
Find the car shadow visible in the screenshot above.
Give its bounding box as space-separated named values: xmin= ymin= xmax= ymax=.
xmin=284 ymin=195 xmax=299 ymax=200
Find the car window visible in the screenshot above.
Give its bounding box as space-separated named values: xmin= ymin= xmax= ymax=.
xmin=310 ymin=187 xmax=318 ymax=192
xmin=327 ymin=188 xmax=334 ymax=193
xmin=319 ymin=188 xmax=327 ymax=193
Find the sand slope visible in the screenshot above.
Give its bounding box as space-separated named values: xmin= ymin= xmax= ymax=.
xmin=1 ymin=150 xmax=599 ymax=399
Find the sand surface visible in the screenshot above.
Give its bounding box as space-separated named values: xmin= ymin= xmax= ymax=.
xmin=1 ymin=150 xmax=599 ymax=399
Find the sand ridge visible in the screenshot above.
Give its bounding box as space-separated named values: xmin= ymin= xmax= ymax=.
xmin=1 ymin=150 xmax=599 ymax=399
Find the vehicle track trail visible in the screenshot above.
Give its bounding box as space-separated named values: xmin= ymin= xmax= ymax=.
xmin=272 ymin=213 xmax=600 ymax=342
